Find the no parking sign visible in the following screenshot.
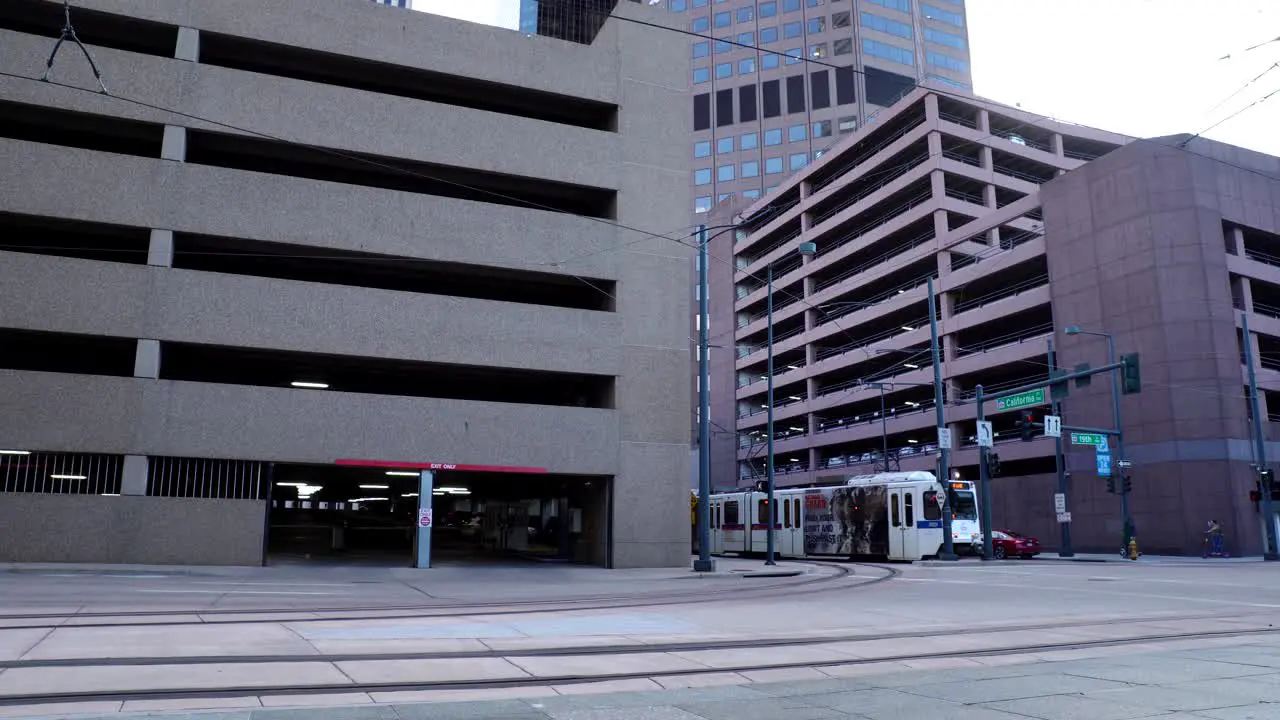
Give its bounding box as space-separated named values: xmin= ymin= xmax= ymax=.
xmin=417 ymin=509 xmax=433 ymax=528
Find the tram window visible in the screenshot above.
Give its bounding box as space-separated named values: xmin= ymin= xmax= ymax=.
xmin=758 ymin=500 xmax=776 ymax=525
xmin=793 ymin=498 xmax=801 ymax=525
xmin=891 ymin=494 xmax=901 ymax=527
xmin=783 ymin=498 xmax=792 ymax=528
xmin=725 ymin=501 xmax=739 ymax=526
xmin=923 ymin=491 xmax=942 ymax=521
xmin=904 ymin=493 xmax=915 ymax=527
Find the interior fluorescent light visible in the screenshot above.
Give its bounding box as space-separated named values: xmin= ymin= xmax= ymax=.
xmin=789 ymin=458 xmax=800 ymax=462
xmin=907 ymin=439 xmax=919 ymax=444
xmin=385 ymin=471 xmax=419 ymax=477
xmin=0 ymin=450 xmax=31 ymax=455
xmin=290 ymin=381 xmax=329 ymax=389
xmin=789 ymin=395 xmax=802 ymax=401
xmin=904 ymin=363 xmax=919 ymax=369
xmin=906 ymin=401 xmax=920 ymax=407
xmin=276 ymin=482 xmax=305 ymax=487
xmin=101 ymin=493 xmax=121 ymax=497
xmin=50 ymin=474 xmax=86 ymax=480
xmin=359 ymin=484 xmax=389 ymax=489
xmin=901 ymin=326 xmax=914 ymax=332
xmin=349 ymin=497 xmax=389 ymax=502
xmin=402 ymin=493 xmax=419 ymax=498
xmin=787 ymin=365 xmax=799 ymax=370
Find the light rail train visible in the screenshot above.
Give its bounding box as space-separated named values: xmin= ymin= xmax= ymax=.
xmin=705 ymin=472 xmax=981 ymax=562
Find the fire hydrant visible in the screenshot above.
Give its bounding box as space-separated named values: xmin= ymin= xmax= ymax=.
xmin=1127 ymin=537 xmax=1139 ymax=561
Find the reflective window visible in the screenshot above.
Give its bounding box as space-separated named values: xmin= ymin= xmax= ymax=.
xmin=765 ymin=156 xmax=784 ymax=174
xmin=715 ymin=62 xmax=733 ymax=79
xmin=762 ymin=53 xmax=780 ymax=69
xmin=787 ymin=124 xmax=807 ymax=142
xmin=718 ymin=164 xmax=735 ymax=181
xmin=741 ymin=132 xmax=759 ymax=150
xmin=714 ymin=11 xmax=731 ymax=27
xmin=863 ymin=38 xmax=915 ymax=66
xmin=810 ymin=43 xmax=827 ymax=59
xmin=922 ymin=3 xmax=965 ymax=26
xmin=789 ymin=152 xmax=808 ymax=170
xmin=743 ymin=189 xmax=761 ymax=200
xmin=737 ymin=6 xmax=754 ymax=22
xmin=927 ymin=51 xmax=970 ymax=72
xmin=923 ymin=491 xmax=943 ymax=521
xmin=715 ymin=38 xmax=732 ymax=52
xmin=691 ymin=16 xmax=710 ymax=32
xmin=739 ymin=57 xmax=757 ymax=74
xmin=807 ymin=17 xmax=825 ymax=33
xmin=669 ymin=0 xmax=687 ymax=10
xmin=758 ymin=1 xmax=777 ymax=17
xmin=832 ymin=11 xmax=851 ymax=28
xmin=760 ymin=26 xmax=779 ymax=43
xmin=694 ymin=195 xmax=712 ymax=213
xmin=717 ymin=137 xmax=734 ymax=153
xmin=925 ymin=27 xmax=967 ymax=49
xmin=861 ymin=11 xmax=913 ymax=38
xmin=905 ymin=492 xmax=915 ymax=527
xmin=833 ymin=37 xmax=852 ymax=55
xmin=782 ymin=21 xmax=803 ymax=38
xmin=694 ymin=141 xmax=712 ymax=157
xmin=693 ymin=67 xmax=711 ymax=83
xmin=694 ymin=168 xmax=712 ymax=185
xmin=891 ymin=493 xmax=901 ymax=527
xmin=812 ymin=120 xmax=832 ymax=138
xmin=692 ymin=41 xmax=709 ymax=58
xmin=783 ymin=0 xmax=801 ymax=12
xmin=785 ymin=48 xmax=803 ymax=64
xmin=742 ymin=160 xmax=760 ymax=178
xmin=764 ymin=128 xmax=783 ymax=145
xmin=737 ymin=31 xmax=755 ymax=46
xmin=866 ymin=0 xmax=909 ymax=10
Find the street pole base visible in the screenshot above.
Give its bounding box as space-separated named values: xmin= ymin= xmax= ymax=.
xmin=692 ymin=559 xmax=717 ymax=572
xmin=1265 ymin=552 xmax=1280 ymax=562
xmin=764 ymin=559 xmax=777 ymax=566
xmin=1058 ymin=552 xmax=1075 ymax=558
xmin=936 ymin=552 xmax=959 ymax=561
xmin=979 ymin=555 xmax=994 ymax=562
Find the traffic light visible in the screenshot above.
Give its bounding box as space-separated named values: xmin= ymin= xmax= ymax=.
xmin=1122 ymin=473 xmax=1132 ymax=494
xmin=1120 ymin=353 xmax=1141 ymax=395
xmin=987 ymin=453 xmax=1001 ymax=477
xmin=1020 ymin=410 xmax=1034 ymax=441
xmin=1106 ymin=476 xmax=1116 ymax=494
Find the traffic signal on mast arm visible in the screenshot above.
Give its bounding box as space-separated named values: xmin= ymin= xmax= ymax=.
xmin=1106 ymin=475 xmax=1116 ymax=494
xmin=1120 ymin=353 xmax=1142 ymax=395
xmin=1019 ymin=410 xmax=1035 ymax=441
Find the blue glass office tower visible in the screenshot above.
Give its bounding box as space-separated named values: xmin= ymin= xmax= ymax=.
xmin=520 ymin=0 xmax=540 ymax=34
xmin=371 ymin=0 xmax=411 ymax=8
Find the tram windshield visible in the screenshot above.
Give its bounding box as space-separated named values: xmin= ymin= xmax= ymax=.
xmin=950 ymin=490 xmax=978 ymax=521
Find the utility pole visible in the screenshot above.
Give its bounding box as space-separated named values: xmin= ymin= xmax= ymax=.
xmin=1048 ymin=338 xmax=1073 ymax=557
xmin=928 ymin=277 xmax=957 ymax=560
xmin=1243 ymin=312 xmax=1279 ymax=560
xmin=694 ymin=225 xmax=714 ymax=572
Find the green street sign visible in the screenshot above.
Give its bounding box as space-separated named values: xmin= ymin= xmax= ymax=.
xmin=1071 ymin=432 xmax=1107 ymax=446
xmin=996 ymin=387 xmax=1047 ymax=411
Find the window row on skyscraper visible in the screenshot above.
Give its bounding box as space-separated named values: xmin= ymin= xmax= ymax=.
xmin=693 ymin=68 xmax=857 ymax=130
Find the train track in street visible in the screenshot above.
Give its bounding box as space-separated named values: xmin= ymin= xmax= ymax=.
xmin=0 ymin=561 xmax=893 ymax=630
xmin=0 ymin=619 xmax=1276 ymax=708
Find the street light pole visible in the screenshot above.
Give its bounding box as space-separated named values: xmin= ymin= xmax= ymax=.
xmin=694 ymin=225 xmax=715 ymax=572
xmin=927 ymin=277 xmax=957 ymax=561
xmin=765 ymin=261 xmax=777 ymax=565
xmin=1065 ymin=326 xmax=1131 ymax=552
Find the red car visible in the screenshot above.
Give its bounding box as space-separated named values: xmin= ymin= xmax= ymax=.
xmin=972 ymin=530 xmax=1041 ymax=559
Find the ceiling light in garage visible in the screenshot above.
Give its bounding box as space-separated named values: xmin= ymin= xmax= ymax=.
xmin=359 ymin=484 xmax=389 ymax=489
xmin=290 ymin=381 xmax=329 ymax=389
xmin=50 ymin=474 xmax=87 ymax=480
xmin=386 ymin=471 xmax=419 ymax=477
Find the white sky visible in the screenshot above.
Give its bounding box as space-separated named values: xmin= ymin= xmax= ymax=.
xmin=418 ymin=0 xmax=1280 ymax=157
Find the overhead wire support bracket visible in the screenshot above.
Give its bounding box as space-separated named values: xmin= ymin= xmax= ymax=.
xmin=42 ymin=0 xmax=108 ymax=94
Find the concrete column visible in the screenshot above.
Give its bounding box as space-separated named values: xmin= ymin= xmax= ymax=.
xmin=980 ymin=146 xmax=993 ymax=170
xmin=808 ymin=446 xmax=819 ymax=471
xmin=121 ymin=455 xmax=148 ymax=496
xmin=175 ymin=27 xmax=200 ymax=62
xmin=1232 ymin=227 xmax=1247 ymax=256
xmin=987 ymin=227 xmax=1000 ymax=246
xmin=924 ymin=92 xmax=941 ymax=123
xmin=977 ymin=109 xmax=990 ymax=133
xmin=929 ymin=169 xmax=946 ymax=201
xmin=161 ymin=126 xmax=187 ymax=162
xmin=134 ymin=339 xmax=160 ymax=379
xmin=806 ymin=377 xmax=819 ymax=400
xmin=1258 ymin=386 xmax=1271 ymax=423
xmin=148 ymin=229 xmax=174 ymax=267
xmin=932 ymin=209 xmax=949 ymax=241
xmin=1051 ymin=133 xmax=1064 ymax=157
xmin=943 ymin=334 xmax=958 ymax=364
xmin=927 ymin=130 xmax=943 ymax=158
xmin=1235 ymin=275 xmax=1255 ymax=312
xmin=983 ymin=184 xmax=998 ymax=209
xmin=1250 ymin=332 xmax=1264 ymax=376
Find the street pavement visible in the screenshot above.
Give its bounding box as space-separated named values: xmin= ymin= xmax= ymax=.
xmin=1 ymin=557 xmax=1279 ymax=718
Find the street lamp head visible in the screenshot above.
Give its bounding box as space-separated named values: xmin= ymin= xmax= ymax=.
xmin=797 ymin=242 xmax=817 ymax=256
xmin=1064 ymin=325 xmax=1082 ymax=336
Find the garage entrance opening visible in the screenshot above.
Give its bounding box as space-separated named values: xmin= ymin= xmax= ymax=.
xmin=266 ymin=463 xmax=610 ymax=567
